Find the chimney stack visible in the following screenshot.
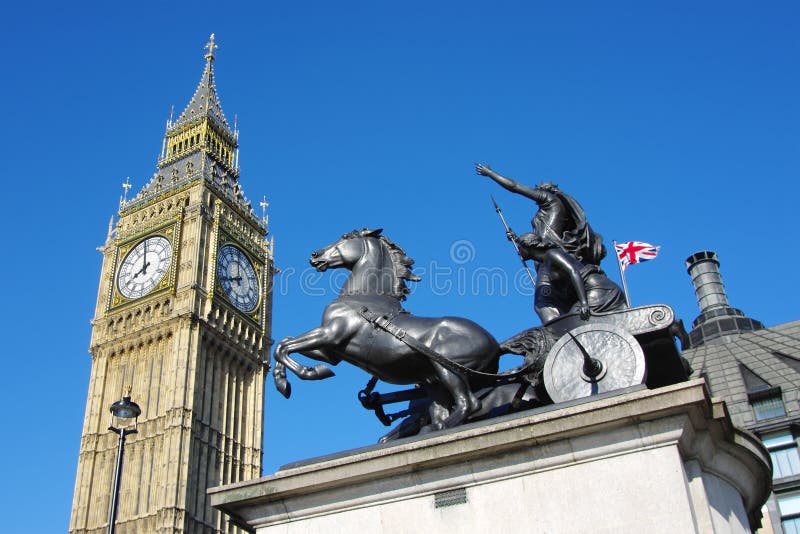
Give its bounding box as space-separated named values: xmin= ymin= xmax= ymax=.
xmin=685 ymin=251 xmax=763 ymax=347
xmin=686 ymin=251 xmax=730 ymax=313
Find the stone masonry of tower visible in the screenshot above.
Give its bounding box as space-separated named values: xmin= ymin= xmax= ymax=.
xmin=69 ymin=35 xmax=274 ymax=533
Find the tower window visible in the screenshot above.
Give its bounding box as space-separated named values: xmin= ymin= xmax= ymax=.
xmin=763 ymin=430 xmax=800 ymax=479
xmin=749 ymin=387 xmax=786 ymax=421
xmin=741 ymin=364 xmax=785 ymax=421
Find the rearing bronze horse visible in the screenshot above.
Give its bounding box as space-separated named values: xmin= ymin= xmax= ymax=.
xmin=272 ymin=228 xmax=502 ymax=432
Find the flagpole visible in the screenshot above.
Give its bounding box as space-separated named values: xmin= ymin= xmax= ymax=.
xmin=613 ymin=240 xmax=632 ymax=307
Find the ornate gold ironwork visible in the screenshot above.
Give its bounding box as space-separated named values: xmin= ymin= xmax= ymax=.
xmin=204 ymin=33 xmax=217 ymax=62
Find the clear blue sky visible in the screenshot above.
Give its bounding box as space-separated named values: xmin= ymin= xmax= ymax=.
xmin=1 ymin=2 xmax=798 ymax=532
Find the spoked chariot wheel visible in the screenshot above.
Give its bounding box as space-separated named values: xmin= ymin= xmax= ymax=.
xmin=543 ymin=323 xmax=647 ymax=403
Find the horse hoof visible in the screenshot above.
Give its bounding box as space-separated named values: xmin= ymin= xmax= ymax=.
xmin=275 ymin=380 xmax=292 ymax=399
xmin=313 ymin=364 xmax=335 ymax=379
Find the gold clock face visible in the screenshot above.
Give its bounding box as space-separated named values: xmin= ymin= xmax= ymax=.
xmin=117 ymin=236 xmax=173 ymax=299
xmin=217 ymin=245 xmax=260 ymax=312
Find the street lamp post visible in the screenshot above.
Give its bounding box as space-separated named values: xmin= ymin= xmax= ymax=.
xmin=107 ymin=386 xmax=141 ymax=534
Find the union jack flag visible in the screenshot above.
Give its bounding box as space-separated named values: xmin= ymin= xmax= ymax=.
xmin=615 ymin=241 xmax=660 ymax=271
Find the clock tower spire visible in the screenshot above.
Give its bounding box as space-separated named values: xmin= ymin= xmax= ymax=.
xmin=70 ymin=35 xmax=273 ymax=533
xmin=131 ymin=33 xmax=253 ymax=223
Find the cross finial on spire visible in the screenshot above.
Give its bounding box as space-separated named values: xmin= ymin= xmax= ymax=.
xmin=122 ymin=177 xmax=132 ymax=201
xmin=205 ymin=33 xmax=217 ymax=63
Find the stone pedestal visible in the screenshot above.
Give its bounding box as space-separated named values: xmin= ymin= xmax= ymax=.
xmin=210 ymin=380 xmax=771 ymax=533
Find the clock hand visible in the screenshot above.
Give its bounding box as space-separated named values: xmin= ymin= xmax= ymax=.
xmin=142 ymin=240 xmax=149 ymax=274
xmin=132 ymin=260 xmax=151 ymax=279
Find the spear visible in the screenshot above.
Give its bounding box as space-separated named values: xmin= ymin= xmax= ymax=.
xmin=491 ymin=196 xmax=536 ymax=286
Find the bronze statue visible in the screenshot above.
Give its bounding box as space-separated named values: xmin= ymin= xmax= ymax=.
xmin=271 ymin=169 xmax=691 ymax=442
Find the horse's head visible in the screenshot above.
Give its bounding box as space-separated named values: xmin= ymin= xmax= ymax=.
xmin=310 ymin=228 xmax=384 ymax=272
xmin=310 ymin=228 xmax=420 ymax=300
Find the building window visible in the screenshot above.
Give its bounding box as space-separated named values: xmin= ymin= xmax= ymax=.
xmin=763 ymin=430 xmax=800 ymax=479
xmin=778 ymin=493 xmax=800 ymax=533
xmin=748 ymin=386 xmax=786 ymax=421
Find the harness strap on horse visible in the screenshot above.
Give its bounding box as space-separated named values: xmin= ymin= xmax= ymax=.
xmin=356 ymin=306 xmax=537 ymax=382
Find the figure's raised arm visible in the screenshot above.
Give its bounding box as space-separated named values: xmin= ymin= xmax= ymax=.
xmin=475 ymin=163 xmax=543 ymax=202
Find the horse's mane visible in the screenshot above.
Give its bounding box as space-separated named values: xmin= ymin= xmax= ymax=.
xmin=349 ymin=228 xmax=420 ymax=300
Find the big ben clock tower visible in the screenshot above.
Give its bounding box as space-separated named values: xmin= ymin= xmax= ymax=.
xmin=70 ymin=35 xmax=273 ymax=533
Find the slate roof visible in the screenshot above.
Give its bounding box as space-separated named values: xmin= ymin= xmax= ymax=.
xmin=684 ymin=319 xmax=800 ymax=431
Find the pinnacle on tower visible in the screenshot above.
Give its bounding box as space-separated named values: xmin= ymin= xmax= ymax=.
xmin=170 ymin=33 xmax=232 ymax=135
